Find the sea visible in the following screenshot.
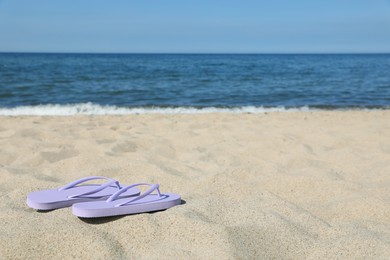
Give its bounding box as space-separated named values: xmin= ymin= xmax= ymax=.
xmin=0 ymin=53 xmax=389 ymax=115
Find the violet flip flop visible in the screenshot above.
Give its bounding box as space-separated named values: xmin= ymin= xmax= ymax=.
xmin=27 ymin=176 xmax=140 ymax=210
xmin=72 ymin=183 xmax=181 ymax=218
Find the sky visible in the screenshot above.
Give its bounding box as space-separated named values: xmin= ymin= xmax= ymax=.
xmin=0 ymin=0 xmax=389 ymax=53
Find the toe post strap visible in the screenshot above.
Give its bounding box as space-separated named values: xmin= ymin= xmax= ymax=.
xmin=107 ymin=183 xmax=161 ymax=207
xmin=58 ymin=176 xmax=121 ymax=199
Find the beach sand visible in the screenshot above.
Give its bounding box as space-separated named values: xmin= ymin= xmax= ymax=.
xmin=0 ymin=111 xmax=389 ymax=259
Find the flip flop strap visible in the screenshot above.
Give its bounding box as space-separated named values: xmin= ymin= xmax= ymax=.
xmin=58 ymin=176 xmax=121 ymax=199
xmin=106 ymin=183 xmax=161 ymax=207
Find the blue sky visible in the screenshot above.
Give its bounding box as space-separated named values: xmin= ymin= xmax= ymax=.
xmin=0 ymin=0 xmax=389 ymax=53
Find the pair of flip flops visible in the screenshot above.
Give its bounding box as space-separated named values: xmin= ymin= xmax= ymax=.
xmin=26 ymin=176 xmax=181 ymax=218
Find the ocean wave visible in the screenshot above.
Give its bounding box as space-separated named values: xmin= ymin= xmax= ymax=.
xmin=0 ymin=103 xmax=316 ymax=116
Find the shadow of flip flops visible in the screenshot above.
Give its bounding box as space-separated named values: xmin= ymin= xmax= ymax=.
xmin=79 ymin=215 xmax=126 ymax=224
xmin=78 ymin=204 xmax=188 ymax=224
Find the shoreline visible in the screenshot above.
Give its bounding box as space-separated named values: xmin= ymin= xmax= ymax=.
xmin=1 ymin=111 xmax=389 ymax=258
xmin=0 ymin=103 xmax=389 ymax=116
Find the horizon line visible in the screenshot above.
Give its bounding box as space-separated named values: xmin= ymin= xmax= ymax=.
xmin=1 ymin=51 xmax=390 ymax=55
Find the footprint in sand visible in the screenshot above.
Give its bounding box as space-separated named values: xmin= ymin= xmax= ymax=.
xmin=5 ymin=167 xmax=59 ymax=182
xmin=17 ymin=129 xmax=43 ymax=140
xmin=111 ymin=141 xmax=137 ymax=153
xmin=40 ymin=147 xmax=79 ymax=163
xmin=0 ymin=152 xmax=18 ymax=165
xmin=96 ymin=139 xmax=116 ymax=144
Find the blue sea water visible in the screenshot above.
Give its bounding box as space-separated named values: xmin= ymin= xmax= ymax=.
xmin=0 ymin=53 xmax=389 ymax=114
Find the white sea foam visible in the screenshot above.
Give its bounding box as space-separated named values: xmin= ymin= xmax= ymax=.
xmin=0 ymin=103 xmax=317 ymax=116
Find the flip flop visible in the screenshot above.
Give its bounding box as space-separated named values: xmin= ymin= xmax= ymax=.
xmin=72 ymin=183 xmax=181 ymax=218
xmin=27 ymin=176 xmax=140 ymax=210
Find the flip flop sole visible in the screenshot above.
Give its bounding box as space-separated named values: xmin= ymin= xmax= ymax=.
xmin=73 ymin=193 xmax=181 ymax=218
